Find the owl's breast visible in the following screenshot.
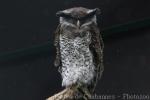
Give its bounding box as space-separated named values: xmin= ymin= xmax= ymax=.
xmin=59 ymin=34 xmax=95 ymax=87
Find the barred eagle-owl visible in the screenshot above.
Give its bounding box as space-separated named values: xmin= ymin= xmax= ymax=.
xmin=54 ymin=7 xmax=104 ymax=99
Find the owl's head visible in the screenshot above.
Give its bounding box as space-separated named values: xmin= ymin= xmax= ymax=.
xmin=56 ymin=7 xmax=100 ymax=28
xmin=56 ymin=7 xmax=100 ymax=39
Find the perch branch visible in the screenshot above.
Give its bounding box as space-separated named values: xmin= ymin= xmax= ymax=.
xmin=46 ymin=85 xmax=91 ymax=100
xmin=46 ymin=86 xmax=78 ymax=100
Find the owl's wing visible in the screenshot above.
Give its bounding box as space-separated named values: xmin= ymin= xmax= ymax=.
xmin=91 ymin=25 xmax=104 ymax=77
xmin=54 ymin=24 xmax=62 ymax=70
xmin=88 ymin=25 xmax=104 ymax=93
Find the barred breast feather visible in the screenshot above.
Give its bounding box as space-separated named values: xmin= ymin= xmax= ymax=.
xmin=59 ymin=32 xmax=96 ymax=87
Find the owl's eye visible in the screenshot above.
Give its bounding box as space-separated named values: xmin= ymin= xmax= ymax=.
xmin=63 ymin=16 xmax=77 ymax=24
xmin=80 ymin=15 xmax=94 ymax=25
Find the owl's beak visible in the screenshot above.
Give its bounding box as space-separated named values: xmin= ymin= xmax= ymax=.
xmin=77 ymin=20 xmax=80 ymax=28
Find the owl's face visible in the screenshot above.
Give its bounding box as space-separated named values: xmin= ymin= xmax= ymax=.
xmin=56 ymin=7 xmax=100 ymax=39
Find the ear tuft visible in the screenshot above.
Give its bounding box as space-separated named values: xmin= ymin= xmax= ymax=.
xmin=95 ymin=8 xmax=101 ymax=15
xmin=56 ymin=11 xmax=63 ymax=17
xmin=87 ymin=8 xmax=101 ymax=15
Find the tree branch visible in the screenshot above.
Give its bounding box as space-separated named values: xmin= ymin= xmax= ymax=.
xmin=46 ymin=85 xmax=90 ymax=100
xmin=46 ymin=86 xmax=79 ymax=100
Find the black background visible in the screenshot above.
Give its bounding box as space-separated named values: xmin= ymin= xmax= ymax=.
xmin=0 ymin=0 xmax=150 ymax=100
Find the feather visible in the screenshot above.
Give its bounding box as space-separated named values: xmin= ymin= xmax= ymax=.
xmin=54 ymin=24 xmax=61 ymax=70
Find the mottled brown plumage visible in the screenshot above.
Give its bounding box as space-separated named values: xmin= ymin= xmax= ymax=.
xmin=54 ymin=7 xmax=104 ymax=99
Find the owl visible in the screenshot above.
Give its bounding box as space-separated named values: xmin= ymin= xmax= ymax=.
xmin=54 ymin=7 xmax=104 ymax=99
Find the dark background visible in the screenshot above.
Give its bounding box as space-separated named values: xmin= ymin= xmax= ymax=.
xmin=0 ymin=0 xmax=150 ymax=100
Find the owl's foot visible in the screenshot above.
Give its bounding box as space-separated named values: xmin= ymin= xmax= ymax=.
xmin=76 ymin=83 xmax=91 ymax=100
